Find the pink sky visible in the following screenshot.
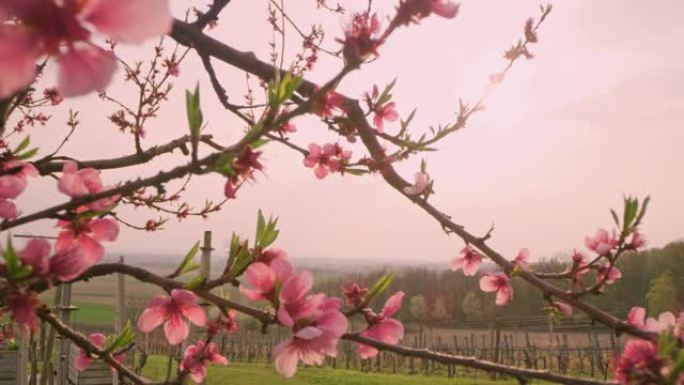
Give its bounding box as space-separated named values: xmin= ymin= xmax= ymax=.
xmin=16 ymin=0 xmax=684 ymax=264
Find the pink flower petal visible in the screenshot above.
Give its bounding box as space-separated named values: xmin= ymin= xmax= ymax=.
xmin=57 ymin=46 xmax=117 ymax=97
xmin=314 ymin=164 xmax=328 ymax=179
xmin=479 ymin=274 xmax=498 ymax=292
xmin=432 ymin=1 xmax=460 ymax=18
xmin=628 ymin=307 xmax=646 ymax=329
xmin=295 ymin=326 xmax=323 ymax=340
xmin=0 ymin=27 xmax=39 ymax=99
xmin=137 ymin=304 xmax=168 ymax=332
xmin=89 ymin=218 xmax=119 ymax=242
xmin=19 ymin=238 xmax=51 ymax=276
xmin=180 ymin=304 xmax=206 ymax=327
xmin=82 ymin=0 xmax=172 ymax=44
xmin=243 ymin=262 xmax=276 ymax=294
xmin=0 ymin=199 xmax=17 ymax=219
xmin=273 ymin=339 xmax=299 ymax=378
xmin=74 ymin=354 xmax=92 ymax=371
xmin=77 ymin=234 xmax=105 ymax=265
xmin=164 ymin=313 xmax=189 ymax=345
xmin=380 ymin=291 xmax=404 ymax=318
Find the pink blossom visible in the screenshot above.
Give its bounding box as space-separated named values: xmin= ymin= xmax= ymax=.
xmin=479 ymin=272 xmax=513 ymax=306
xmin=0 ymin=161 xmax=38 ymax=219
xmin=56 ymin=46 xmax=117 ymax=97
xmin=449 ymin=245 xmax=483 ymax=276
xmin=372 ymin=102 xmax=398 ymax=132
xmin=239 ymin=258 xmax=293 ymax=302
xmin=342 ymin=282 xmax=368 ymax=308
xmin=596 ymin=263 xmax=621 ymax=285
xmin=570 ymin=251 xmax=591 ymax=288
xmin=0 ymin=0 xmax=172 ymax=98
xmin=74 ymin=332 xmax=125 ymax=372
xmin=255 ymin=248 xmax=288 ymax=265
xmin=403 ymin=172 xmax=430 ymax=196
xmin=0 ymin=26 xmax=40 ymax=98
xmin=273 ymin=275 xmax=347 ymax=378
xmin=512 ymin=248 xmax=530 ymax=270
xmin=614 ymin=340 xmax=663 ymax=385
xmin=19 ymin=238 xmax=50 ymax=277
xmin=136 ymin=289 xmax=207 ymax=345
xmin=56 ymin=217 xmax=119 ymax=275
xmin=627 ymin=307 xmax=677 ymax=333
xmin=627 ymin=306 xmax=647 ymax=329
xmin=0 ymin=199 xmax=17 ymax=219
xmin=6 ymin=292 xmax=39 ymax=331
xmin=49 ymin=246 xmax=90 ymax=282
xmin=551 ymin=301 xmax=573 ymax=317
xmin=180 ymin=341 xmax=228 ymax=383
xmin=207 ymin=309 xmax=239 ymax=336
xmin=74 ymin=333 xmax=105 ymax=371
xmin=629 ymin=230 xmax=646 ymax=249
xmin=43 ymin=88 xmax=63 ymax=105
xmin=312 ymin=90 xmax=344 ymax=118
xmin=303 ymin=143 xmax=351 ymax=179
xmin=585 ymin=229 xmax=618 ymax=255
xmin=58 ymin=161 xmax=119 ymax=211
xmin=339 ymin=13 xmax=383 ymax=64
xmin=395 ymin=0 xmax=460 ymax=26
xmin=357 ymin=292 xmax=405 ymax=359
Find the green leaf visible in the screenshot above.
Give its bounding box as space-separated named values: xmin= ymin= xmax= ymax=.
xmin=635 ymin=195 xmax=650 ymax=227
xmin=185 ymin=274 xmax=205 ymax=290
xmin=610 ymin=209 xmax=620 ymax=227
xmin=106 ymin=321 xmax=135 ymax=351
xmin=376 ymin=78 xmax=397 ymax=106
xmin=177 ymin=241 xmax=200 ymax=276
xmin=250 ymin=138 xmax=270 ymax=149
xmin=3 ymin=236 xmax=19 ymax=271
xmin=367 ymin=274 xmax=394 ymax=302
xmin=14 ymin=136 xmax=30 ymax=154
xmin=256 ymin=210 xmax=266 ymax=245
xmin=229 ymin=240 xmax=252 ymax=278
xmin=185 ymin=84 xmax=203 ymax=140
xmin=16 ymin=147 xmax=39 ymax=160
xmin=622 ymin=196 xmax=639 ymax=231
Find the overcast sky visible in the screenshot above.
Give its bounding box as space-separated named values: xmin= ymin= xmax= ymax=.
xmin=15 ymin=0 xmax=684 ymax=265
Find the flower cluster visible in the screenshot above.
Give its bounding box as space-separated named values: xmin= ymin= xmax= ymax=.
xmin=0 ymin=161 xmax=37 ymax=219
xmin=303 ymin=143 xmax=352 ymax=179
xmin=338 ymin=13 xmax=384 ymax=65
xmin=613 ymin=307 xmax=684 ymax=385
xmin=74 ymin=333 xmax=125 ymax=372
xmin=0 ymin=0 xmax=171 ymax=98
xmin=224 ymin=146 xmax=264 ymax=199
xmin=180 ymin=341 xmax=228 ymax=383
xmin=239 ymin=253 xmax=347 ymax=377
xmin=357 ymin=292 xmax=405 ymax=359
xmin=394 ymin=0 xmax=459 ymax=27
xmin=450 ymin=245 xmax=483 ymax=276
xmin=137 ymin=289 xmax=207 ymax=345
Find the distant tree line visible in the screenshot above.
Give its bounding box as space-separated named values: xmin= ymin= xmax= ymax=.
xmin=312 ymin=241 xmax=684 ymax=326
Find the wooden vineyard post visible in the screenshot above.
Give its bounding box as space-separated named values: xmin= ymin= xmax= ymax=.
xmin=113 ymin=256 xmax=126 ymax=385
xmin=56 ymin=283 xmax=77 ymax=385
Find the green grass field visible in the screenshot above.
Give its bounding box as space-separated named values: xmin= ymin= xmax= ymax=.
xmin=142 ymin=357 xmax=520 ymax=385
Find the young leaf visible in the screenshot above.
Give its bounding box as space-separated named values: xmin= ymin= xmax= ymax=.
xmin=185 ymin=84 xmax=203 ymax=142
xmin=229 ymin=240 xmax=252 ymax=278
xmin=14 ymin=136 xmax=30 ymax=154
xmin=106 ymin=321 xmax=135 ymax=351
xmin=367 ymin=274 xmax=394 ymax=302
xmin=177 ymin=241 xmax=200 ymax=276
xmin=256 ymin=210 xmax=266 ymax=245
xmin=185 ymin=274 xmax=206 ymax=290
